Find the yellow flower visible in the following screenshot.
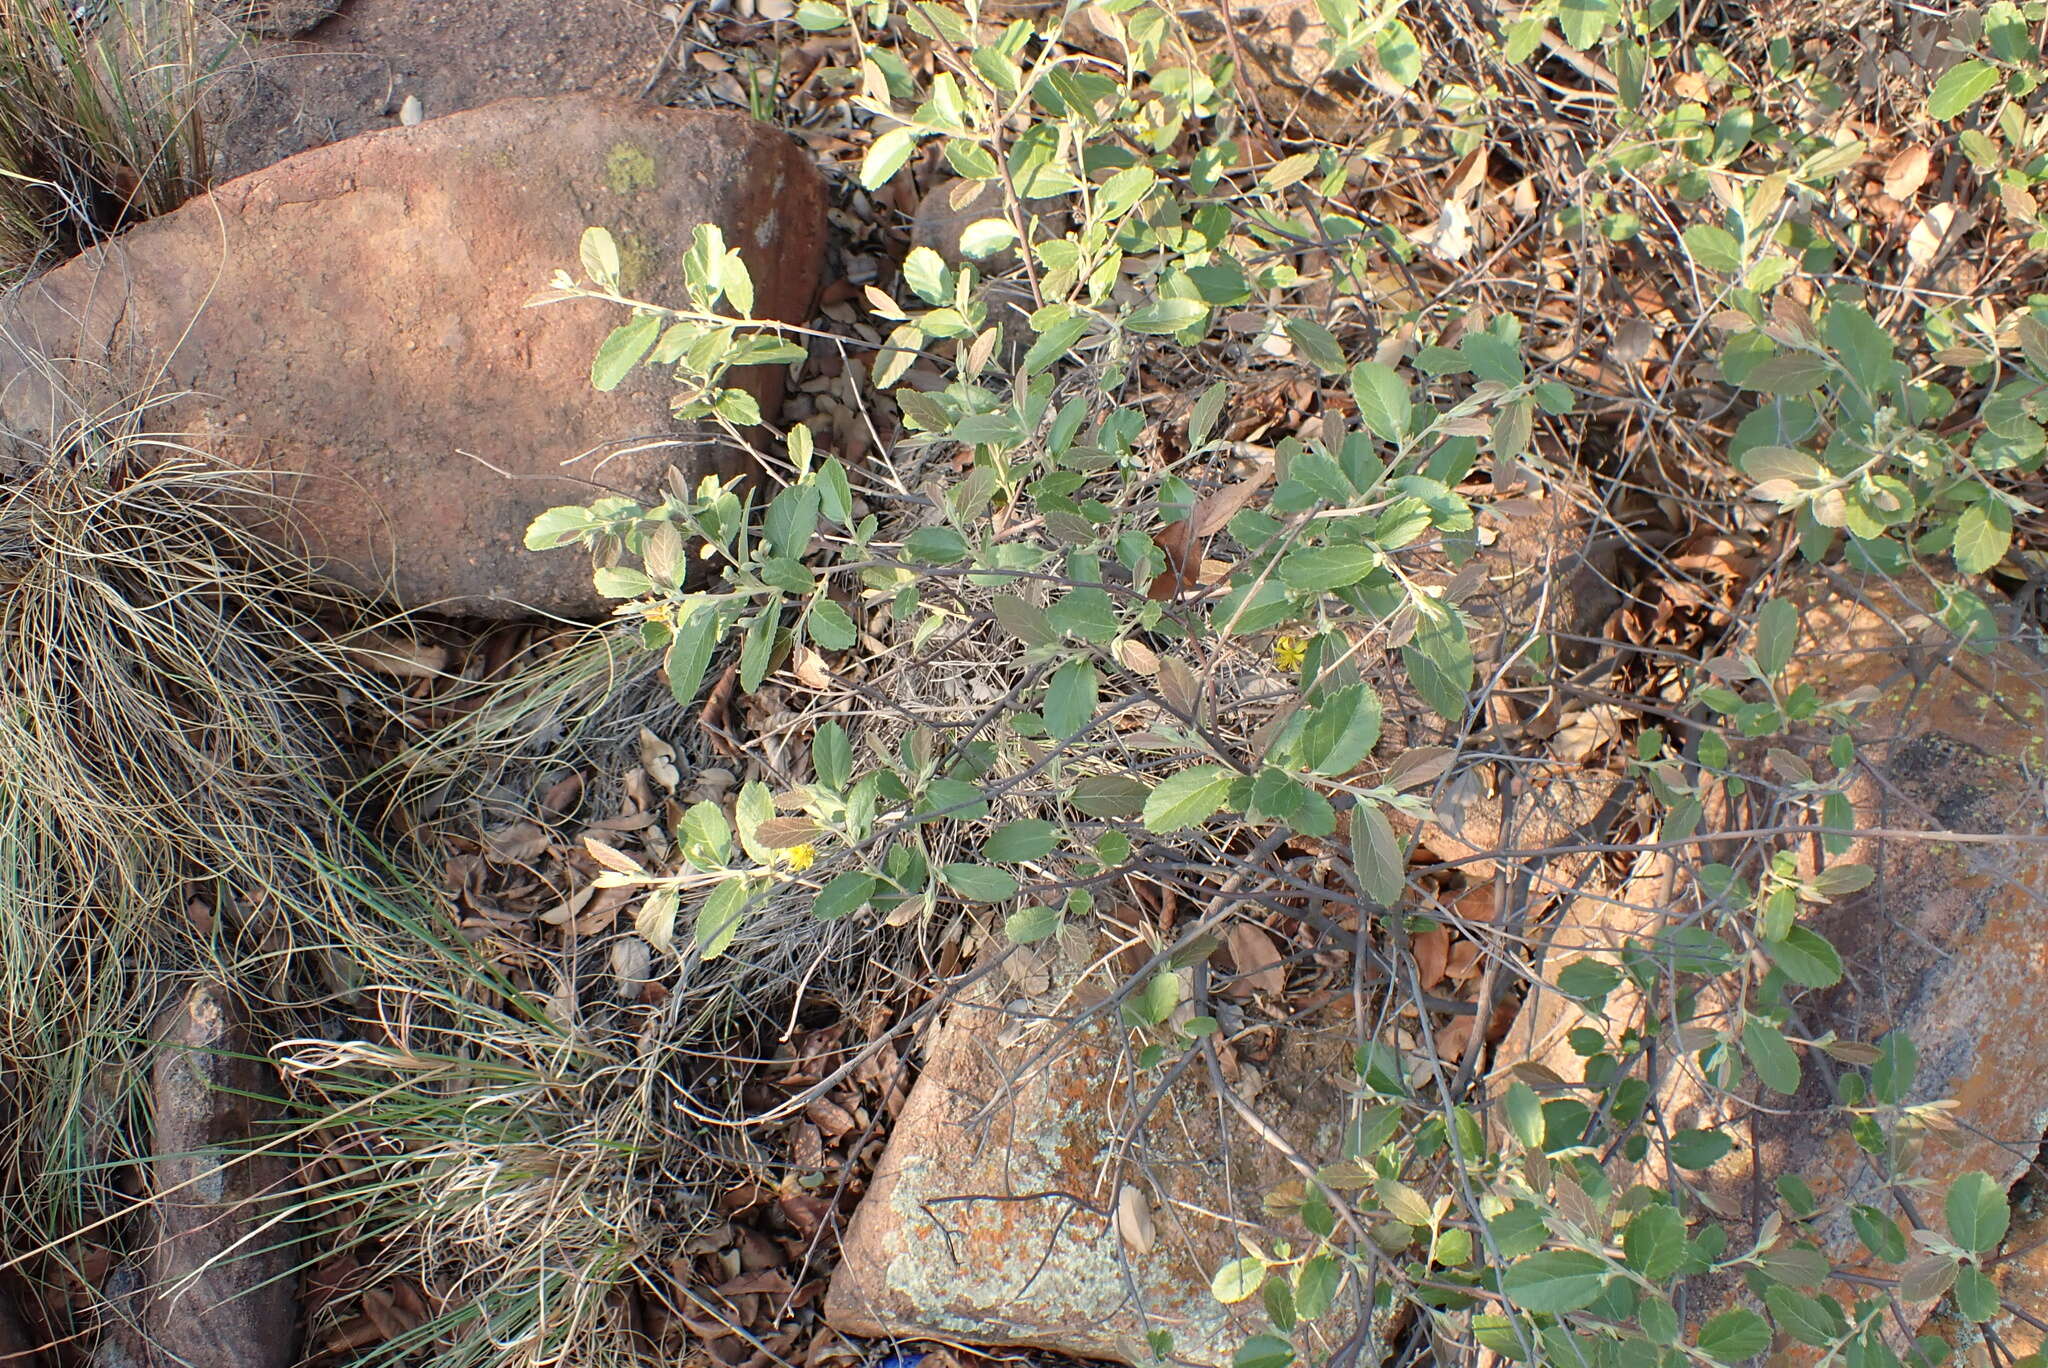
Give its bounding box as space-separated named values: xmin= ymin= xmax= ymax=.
xmin=783 ymin=843 xmax=817 ymax=873
xmin=1272 ymin=635 xmax=1307 ymax=672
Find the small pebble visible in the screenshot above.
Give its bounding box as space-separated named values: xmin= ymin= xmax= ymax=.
xmin=399 ymin=94 xmax=424 ymax=126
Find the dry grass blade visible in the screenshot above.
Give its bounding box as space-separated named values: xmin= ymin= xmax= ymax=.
xmin=0 ymin=0 xmax=211 ymax=278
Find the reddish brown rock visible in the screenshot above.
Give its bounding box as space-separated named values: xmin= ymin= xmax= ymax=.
xmin=827 ymin=955 xmax=1368 ymax=1366
xmin=0 ymin=94 xmax=824 ymax=616
xmin=1497 ymin=576 xmax=2048 ymax=1345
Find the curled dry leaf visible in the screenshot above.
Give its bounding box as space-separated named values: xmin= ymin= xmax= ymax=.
xmin=793 ymin=645 xmax=832 ymax=689
xmin=583 ymin=836 xmax=645 ymax=875
xmin=1116 ymin=1183 xmax=1156 ymax=1255
xmin=1416 ymin=198 xmax=1475 ymax=263
xmin=639 ymin=727 xmax=681 ymax=792
xmin=1905 ymin=202 xmax=1962 ymax=268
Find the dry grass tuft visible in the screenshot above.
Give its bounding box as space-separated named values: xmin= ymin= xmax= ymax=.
xmin=0 ymin=0 xmax=211 ymax=276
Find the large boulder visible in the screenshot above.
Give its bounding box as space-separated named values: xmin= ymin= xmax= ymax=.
xmin=1496 ymin=576 xmax=2048 ymax=1348
xmin=0 ymin=94 xmax=825 ymax=616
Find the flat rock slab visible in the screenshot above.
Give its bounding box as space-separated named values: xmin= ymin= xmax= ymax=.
xmin=0 ymin=93 xmax=823 ymax=616
xmin=827 ymin=962 xmax=1363 ymax=1366
xmin=1499 ymin=576 xmax=2048 ymax=1342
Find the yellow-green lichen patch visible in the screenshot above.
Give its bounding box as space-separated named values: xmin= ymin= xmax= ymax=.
xmin=614 ymin=229 xmax=657 ymax=294
xmin=605 ymin=142 xmax=657 ymax=195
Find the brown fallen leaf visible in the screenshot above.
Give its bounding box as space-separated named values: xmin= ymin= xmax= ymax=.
xmin=1883 ymin=144 xmax=1932 ymax=201
xmin=1226 ymin=921 xmax=1288 ymax=997
xmin=484 ymin=821 xmax=550 ymax=865
xmin=1190 ymin=457 xmax=1275 ymax=537
xmin=1116 ymin=1183 xmax=1156 ymax=1254
xmin=1146 ymin=517 xmax=1203 ymax=601
xmin=1413 ymin=927 xmax=1450 ymax=993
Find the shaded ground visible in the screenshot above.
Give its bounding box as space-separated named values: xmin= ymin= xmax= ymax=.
xmin=207 ymin=0 xmax=680 ymax=180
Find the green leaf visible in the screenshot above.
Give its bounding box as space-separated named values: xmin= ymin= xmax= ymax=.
xmin=735 ymin=780 xmax=775 ymax=865
xmin=1640 ymin=1296 xmax=1679 ymax=1345
xmin=1684 ymin=224 xmax=1744 ymax=274
xmin=901 ymin=244 xmax=950 ymax=305
xmin=1698 ymin=1309 xmax=1772 ymax=1363
xmin=860 ymin=124 xmax=919 ymax=188
xmin=695 ymin=879 xmax=753 ymax=960
xmin=579 ymin=225 xmax=622 ymax=288
xmin=1766 ymin=1285 xmax=1841 ymax=1347
xmin=959 ymin=217 xmax=1018 ymax=259
xmin=1504 ymin=1080 xmax=1544 ymax=1150
xmin=1928 ymin=59 xmax=2002 ymax=121
xmin=1954 ymin=1264 xmax=2000 ymax=1322
xmin=1669 ymin=1127 xmax=1733 ymax=1169
xmin=664 ymin=799 xmax=724 ymax=873
xmin=1144 ymin=765 xmax=1237 ymax=832
xmin=904 ymin=526 xmax=969 ymax=564
xmin=1953 ymin=499 xmax=2013 ymax=575
xmin=1946 ymin=1171 xmax=2011 ymax=1254
xmin=1069 ymin=773 xmax=1149 ymax=817
xmin=665 ymin=603 xmax=722 ymax=706
xmin=1349 ymin=361 xmax=1412 ymax=442
xmin=1283 ymin=318 xmax=1349 ymax=375
xmin=1047 ymin=587 xmax=1119 ymax=642
xmin=1004 ymin=903 xmax=1062 ymax=943
xmin=1852 ymin=1205 xmax=1908 ymax=1263
xmin=807 ymin=599 xmax=857 ymax=651
xmin=1768 ymin=925 xmax=1844 ymax=987
xmin=1500 ymin=1250 xmax=1610 ymax=1313
xmin=1124 ymin=299 xmax=1210 ymax=335
xmin=1043 ymin=660 xmax=1100 ymax=741
xmin=1623 ymin=1204 xmax=1687 ymax=1282
xmin=811 ymin=871 xmax=875 ymax=922
xmin=1872 ymin=1030 xmax=1919 ymax=1104
xmin=591 ymin=313 xmax=661 ymax=391
xmin=524 ymin=505 xmax=593 ymax=551
xmin=763 ymin=484 xmax=821 ymax=558
xmin=1296 ymin=684 xmax=1383 ymax=777
xmin=1402 ymin=608 xmax=1474 ymax=721
xmin=941 ymin=863 xmax=1020 ymax=902
xmin=1753 ymin=596 xmax=1798 ymax=679
xmin=1294 ymin=1253 xmax=1340 ymax=1320
xmin=1743 ymin=1017 xmax=1803 ymax=1095
xmin=1233 ymin=1333 xmax=1293 ymax=1368
xmin=1351 ymin=801 xmax=1405 ymax=905
xmin=592 ymin=566 xmax=653 ymax=599
xmin=1375 ymin=20 xmax=1423 ymax=87
xmin=794 ymin=0 xmax=844 ymax=29
xmin=985 ymin=819 xmax=1058 ymax=863
xmin=1557 ymin=0 xmax=1611 ymax=49
xmin=1211 ymin=1254 xmax=1268 ymax=1304
xmin=1279 ymin=545 xmax=1379 ymax=592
